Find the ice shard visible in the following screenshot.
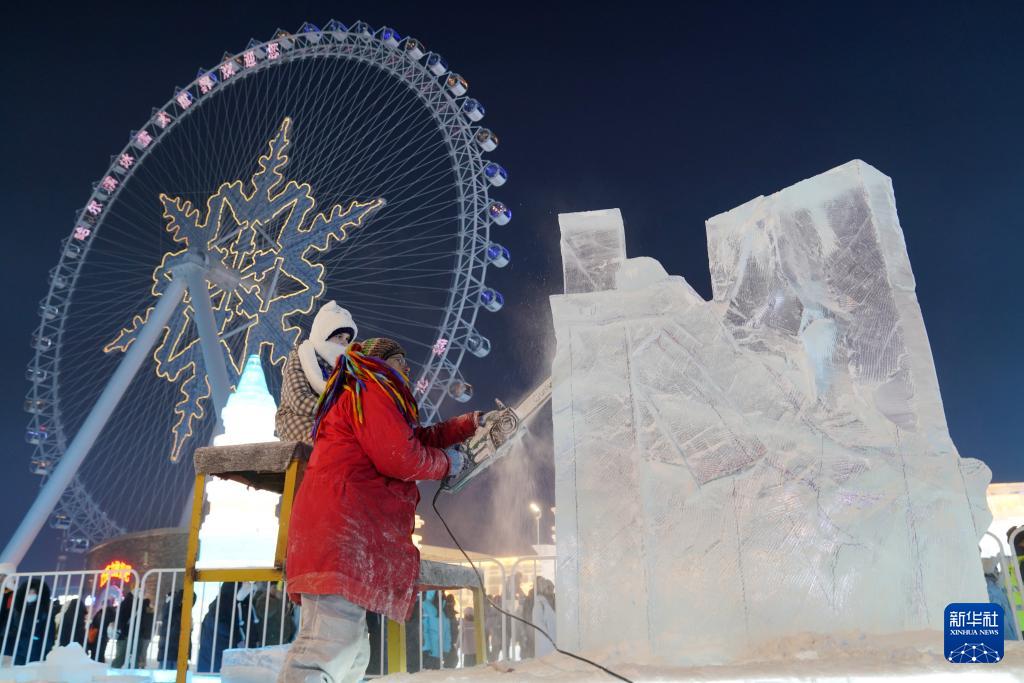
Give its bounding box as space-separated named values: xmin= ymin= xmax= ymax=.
xmin=550 ymin=161 xmax=991 ymax=666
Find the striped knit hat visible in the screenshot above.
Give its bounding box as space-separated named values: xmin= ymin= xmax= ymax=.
xmin=310 ymin=339 xmax=418 ymax=440
xmin=360 ymin=337 xmax=407 ymax=362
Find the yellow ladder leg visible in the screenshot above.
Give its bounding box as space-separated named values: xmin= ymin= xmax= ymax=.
xmin=176 ymin=474 xmax=206 ymax=683
xmin=386 ymin=617 xmax=408 ymax=673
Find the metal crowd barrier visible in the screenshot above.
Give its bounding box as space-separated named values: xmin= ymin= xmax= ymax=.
xmin=0 ymin=568 xmax=141 ymax=667
xmin=0 ymin=556 xmax=553 ymax=675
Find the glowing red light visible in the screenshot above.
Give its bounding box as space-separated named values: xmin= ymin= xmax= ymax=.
xmin=99 ymin=560 xmax=133 ymax=587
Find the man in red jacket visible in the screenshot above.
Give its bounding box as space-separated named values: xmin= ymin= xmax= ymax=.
xmin=279 ymin=338 xmax=487 ymax=683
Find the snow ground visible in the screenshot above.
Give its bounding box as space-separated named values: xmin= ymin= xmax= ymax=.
xmin=383 ymin=632 xmax=1024 ymax=682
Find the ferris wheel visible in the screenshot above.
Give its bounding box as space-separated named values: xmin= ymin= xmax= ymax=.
xmin=8 ymin=20 xmax=513 ymax=565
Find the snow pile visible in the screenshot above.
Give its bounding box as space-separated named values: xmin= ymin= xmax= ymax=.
xmin=549 ymin=161 xmax=992 ymax=666
xmin=0 ymin=643 xmax=106 ymax=682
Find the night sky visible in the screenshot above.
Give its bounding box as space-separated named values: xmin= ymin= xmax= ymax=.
xmin=1 ymin=2 xmax=1021 ymax=570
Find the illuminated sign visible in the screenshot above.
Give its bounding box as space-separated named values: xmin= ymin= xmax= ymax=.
xmin=432 ymin=338 xmax=449 ymax=356
xmin=118 ymin=153 xmax=135 ymax=170
xmin=73 ymin=226 xmax=92 ymax=241
xmin=243 ymin=51 xmax=257 ymax=68
xmin=100 ymin=176 xmax=119 ymax=193
xmin=176 ymin=91 xmax=193 ymax=110
xmin=99 ymin=560 xmax=133 ymax=587
xmin=135 ymin=130 xmax=153 ymax=148
xmin=198 ymin=75 xmax=215 ymax=94
xmin=267 ymin=42 xmax=281 ymax=60
xmin=85 ymin=200 xmax=103 ymax=216
xmin=155 ymin=111 xmax=172 ymax=129
xmin=219 ymin=62 xmax=237 ymax=80
xmin=105 ymin=118 xmax=385 ymax=461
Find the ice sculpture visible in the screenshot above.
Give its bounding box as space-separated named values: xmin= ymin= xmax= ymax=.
xmin=549 ymin=161 xmax=991 ymax=666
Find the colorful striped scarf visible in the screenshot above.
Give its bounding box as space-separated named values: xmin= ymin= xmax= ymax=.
xmin=310 ymin=342 xmax=419 ymax=441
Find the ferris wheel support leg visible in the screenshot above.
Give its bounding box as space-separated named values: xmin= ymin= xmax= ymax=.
xmin=0 ymin=275 xmax=189 ymax=570
xmin=180 ymin=263 xmax=232 ymax=422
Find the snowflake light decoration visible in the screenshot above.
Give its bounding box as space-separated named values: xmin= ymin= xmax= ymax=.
xmin=105 ymin=117 xmax=385 ymax=461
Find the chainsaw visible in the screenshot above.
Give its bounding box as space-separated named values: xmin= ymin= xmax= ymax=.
xmin=442 ymin=377 xmax=552 ymax=493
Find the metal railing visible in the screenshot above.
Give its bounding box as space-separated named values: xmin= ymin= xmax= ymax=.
xmin=0 ymin=568 xmax=141 ymax=667
xmin=0 ymin=556 xmax=552 ymax=674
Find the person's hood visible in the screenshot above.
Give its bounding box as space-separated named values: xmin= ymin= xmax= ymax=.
xmin=309 ymin=300 xmax=358 ymax=365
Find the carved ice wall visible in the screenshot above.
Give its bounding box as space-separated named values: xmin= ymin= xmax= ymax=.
xmin=550 ymin=161 xmax=991 ymax=665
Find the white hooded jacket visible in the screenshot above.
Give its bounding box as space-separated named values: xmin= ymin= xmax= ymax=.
xmin=275 ymin=301 xmax=358 ymax=444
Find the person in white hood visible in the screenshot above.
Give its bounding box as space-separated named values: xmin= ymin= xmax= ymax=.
xmin=275 ymin=301 xmax=358 ymax=445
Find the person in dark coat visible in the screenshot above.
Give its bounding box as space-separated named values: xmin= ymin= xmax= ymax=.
xmin=88 ymin=591 xmax=121 ymax=664
xmin=57 ymin=598 xmax=87 ymax=647
xmin=112 ymin=592 xmax=134 ymax=667
xmin=442 ymin=593 xmax=459 ymax=669
xmin=135 ymin=598 xmax=154 ymax=667
xmin=158 ymin=589 xmax=193 ymax=669
xmin=197 ymin=582 xmax=242 ymax=673
xmin=6 ymin=578 xmax=56 ymax=665
xmin=365 ymin=611 xmax=386 ymax=675
xmin=250 ymin=584 xmax=295 ymax=647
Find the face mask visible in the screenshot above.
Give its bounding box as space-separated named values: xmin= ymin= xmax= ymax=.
xmin=25 ymin=594 xmax=37 ymax=604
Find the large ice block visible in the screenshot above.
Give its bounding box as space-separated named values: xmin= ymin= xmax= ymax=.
xmin=550 ymin=160 xmax=991 ymax=666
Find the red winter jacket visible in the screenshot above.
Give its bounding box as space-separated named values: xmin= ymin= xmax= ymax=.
xmin=285 ymin=381 xmax=478 ymax=622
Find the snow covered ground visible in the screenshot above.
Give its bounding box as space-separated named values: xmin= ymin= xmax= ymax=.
xmin=3 ymin=631 xmax=1023 ymax=681
xmin=384 ymin=632 xmax=1024 ymax=682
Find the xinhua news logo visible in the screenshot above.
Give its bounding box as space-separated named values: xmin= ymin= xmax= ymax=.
xmin=945 ymin=603 xmax=1004 ymax=664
